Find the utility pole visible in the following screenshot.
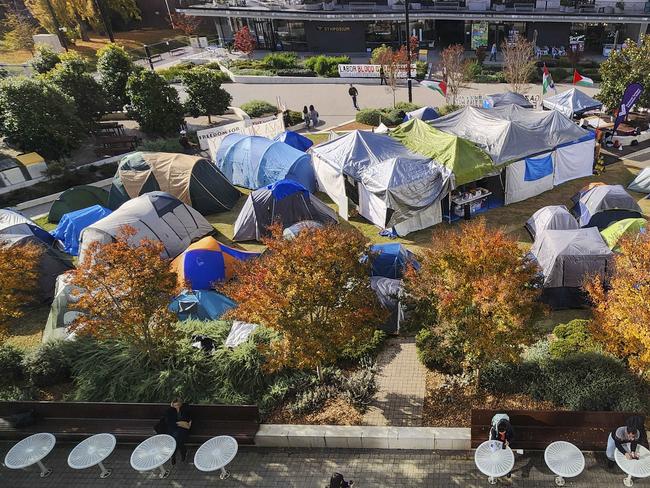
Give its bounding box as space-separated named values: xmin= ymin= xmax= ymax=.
xmin=94 ymin=0 xmax=115 ymax=43
xmin=144 ymin=45 xmax=155 ymax=70
xmin=43 ymin=0 xmax=68 ymax=51
xmin=404 ymin=0 xmax=413 ymax=102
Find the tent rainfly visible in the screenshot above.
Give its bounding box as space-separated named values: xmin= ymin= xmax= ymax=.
xmin=525 ymin=205 xmax=579 ymax=240
xmin=369 ymin=243 xmax=420 ymax=279
xmin=233 ymin=179 xmax=337 ymax=242
xmin=371 ymin=276 xmax=404 ymax=334
xmin=51 ymin=205 xmax=112 ymax=256
xmin=484 ymin=92 xmax=533 ymax=109
xmin=79 ymin=192 xmax=214 ymax=262
xmin=628 ymin=168 xmax=650 ymax=194
xmin=541 ymin=88 xmax=603 ymax=118
xmin=48 ymin=185 xmax=109 ymax=223
xmin=108 ymin=152 xmax=240 ymax=215
xmin=0 ymin=208 xmax=55 ymax=246
xmin=273 ymin=131 xmax=314 ymax=152
xmin=571 ymin=184 xmax=643 ymax=230
xmin=404 ymin=106 xmax=439 ymax=122
xmin=215 ymin=134 xmax=317 ymax=192
xmin=600 ymin=218 xmax=647 ymax=250
xmin=283 ymin=220 xmax=323 ymax=240
xmin=169 ymin=290 xmax=236 ymax=321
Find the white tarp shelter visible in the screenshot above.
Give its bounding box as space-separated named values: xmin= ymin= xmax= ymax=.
xmin=541 ymin=88 xmax=603 ymax=118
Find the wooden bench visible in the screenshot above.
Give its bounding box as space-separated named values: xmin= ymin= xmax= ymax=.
xmin=513 ymin=2 xmax=535 ymax=10
xmin=0 ymin=401 xmax=260 ymax=445
xmin=148 ymin=53 xmax=162 ymax=63
xmin=434 ymin=0 xmax=461 ymax=8
xmin=471 ymin=409 xmax=647 ymax=451
xmin=170 ymin=47 xmax=187 ymax=57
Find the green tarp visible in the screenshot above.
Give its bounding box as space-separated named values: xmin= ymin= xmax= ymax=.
xmin=600 ymin=217 xmax=647 ymax=250
xmin=390 ymin=119 xmax=494 ymax=187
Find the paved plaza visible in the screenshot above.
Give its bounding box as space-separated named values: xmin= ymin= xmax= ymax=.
xmin=0 ymin=443 xmax=641 ymax=488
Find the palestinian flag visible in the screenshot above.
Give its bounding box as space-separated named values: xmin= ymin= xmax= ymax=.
xmin=573 ymin=69 xmax=594 ymax=87
xmin=542 ymin=64 xmax=555 ymax=95
xmin=421 ymin=79 xmax=447 ymax=96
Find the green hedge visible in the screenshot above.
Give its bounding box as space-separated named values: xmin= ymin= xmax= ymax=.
xmin=356 ymin=108 xmax=383 ymax=126
xmin=549 ymin=319 xmax=601 ymax=359
xmin=304 ymin=55 xmax=350 ymax=77
xmin=262 ymin=52 xmax=298 ymax=70
xmin=0 ymin=345 xmax=24 ymax=386
xmin=275 ymin=68 xmax=316 ymax=77
xmin=415 ymin=327 xmax=463 ymax=374
xmin=240 ymin=99 xmax=277 ymax=117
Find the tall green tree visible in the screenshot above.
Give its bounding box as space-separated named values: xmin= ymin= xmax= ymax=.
xmin=96 ymin=43 xmax=136 ymax=110
xmin=598 ymin=35 xmax=650 ymax=110
xmin=45 ymin=52 xmax=108 ymax=126
xmin=127 ymin=70 xmax=184 ymax=135
xmin=0 ymin=6 xmax=39 ymax=52
xmin=0 ymin=77 xmax=84 ymax=159
xmin=181 ymin=67 xmax=232 ymax=124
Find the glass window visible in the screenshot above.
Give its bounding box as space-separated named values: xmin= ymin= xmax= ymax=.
xmin=366 ymin=21 xmax=399 ymax=49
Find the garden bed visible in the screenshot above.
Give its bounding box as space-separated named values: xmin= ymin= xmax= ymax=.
xmin=266 ymin=397 xmax=364 ymax=425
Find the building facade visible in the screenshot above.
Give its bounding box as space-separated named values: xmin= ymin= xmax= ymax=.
xmin=178 ymin=0 xmax=649 ymax=54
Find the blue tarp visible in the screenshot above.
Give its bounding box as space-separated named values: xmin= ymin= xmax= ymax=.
xmin=170 ymin=290 xmax=236 ymax=321
xmin=274 ymin=131 xmax=314 ymax=152
xmin=51 ymin=205 xmax=112 ymax=255
xmin=369 ymin=243 xmax=420 ymax=279
xmin=215 ymin=134 xmax=316 ymax=192
xmin=268 ymin=179 xmax=309 ymax=200
xmin=524 ymin=154 xmax=554 ymax=181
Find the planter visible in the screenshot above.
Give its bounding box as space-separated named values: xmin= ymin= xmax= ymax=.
xmin=468 ymin=0 xmax=489 ymax=10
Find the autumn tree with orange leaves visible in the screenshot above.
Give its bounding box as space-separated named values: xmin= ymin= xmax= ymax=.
xmin=375 ymin=45 xmax=409 ymax=108
xmin=404 ymin=218 xmax=545 ymax=377
xmin=70 ymin=226 xmax=180 ymax=361
xmin=220 ymin=224 xmax=385 ymax=380
xmin=233 ymin=26 xmax=256 ymax=58
xmin=585 ymin=233 xmax=650 ymax=376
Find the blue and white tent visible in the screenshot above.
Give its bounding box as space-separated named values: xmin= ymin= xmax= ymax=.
xmin=273 ymin=131 xmax=313 ymax=152
xmin=215 ymin=134 xmax=316 ymax=192
xmin=170 ymin=290 xmax=236 ymax=321
xmin=369 ymin=243 xmax=420 ymax=279
xmin=51 ymin=205 xmax=112 ymax=255
xmin=404 ymin=106 xmax=439 ymax=122
xmin=0 ymin=208 xmax=55 ymax=246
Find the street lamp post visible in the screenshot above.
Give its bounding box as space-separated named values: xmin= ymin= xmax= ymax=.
xmin=404 ymin=0 xmax=413 ymax=102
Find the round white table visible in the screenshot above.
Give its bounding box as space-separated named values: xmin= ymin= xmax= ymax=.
xmin=544 ymin=441 xmax=585 ymax=486
xmin=68 ymin=433 xmax=117 ymax=479
xmin=4 ymin=433 xmax=56 ymax=478
xmin=475 ymin=440 xmax=515 ymax=485
xmin=615 ymin=444 xmax=650 ymax=487
xmin=130 ymin=434 xmax=176 ymax=479
xmin=194 ymin=436 xmax=238 ymax=480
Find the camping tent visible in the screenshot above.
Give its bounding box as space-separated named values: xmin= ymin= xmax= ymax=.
xmin=541 ymin=88 xmax=603 ymax=118
xmin=0 ymin=234 xmax=73 ymax=302
xmin=484 ymin=92 xmax=533 ymax=109
xmin=404 ymin=106 xmax=439 ymax=122
xmin=215 ymin=134 xmax=317 ymax=192
xmin=273 ymin=131 xmax=313 ymax=152
xmin=628 ymin=167 xmax=650 ymax=193
xmin=370 ymin=243 xmax=419 ymax=279
xmin=51 ymin=205 xmax=112 ymax=256
xmin=0 ymin=209 xmax=55 ymax=245
xmin=525 ymin=205 xmax=579 ymax=239
xmin=311 ymin=130 xmax=451 ymax=235
xmin=233 ymin=179 xmax=337 ymax=242
xmin=530 ymin=227 xmax=613 ymax=308
xmin=169 ymin=290 xmax=236 ymax=321
xmin=79 ymin=192 xmax=214 ymax=262
xmin=107 ymin=152 xmax=240 ymax=215
xmin=42 ymin=272 xmax=80 ymax=342
xmin=600 ymin=218 xmax=647 ymax=250
xmin=371 ymin=276 xmax=403 ymax=334
xmin=391 ymin=118 xmax=494 ymax=187
xmin=48 ymin=185 xmax=109 ymax=223
xmin=170 ymin=235 xmax=260 ymax=289
xmin=571 ymin=184 xmax=643 ymax=230
xmin=283 ymin=220 xmax=323 ymax=240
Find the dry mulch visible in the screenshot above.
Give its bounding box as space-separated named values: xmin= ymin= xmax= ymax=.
xmin=265 ymin=397 xmax=363 ymax=425
xmin=422 ymin=371 xmax=561 ymax=427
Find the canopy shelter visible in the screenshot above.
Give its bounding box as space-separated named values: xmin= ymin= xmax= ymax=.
xmin=530 ymin=227 xmax=613 ymax=308
xmin=541 ymin=88 xmax=603 ymax=118
xmin=404 ymin=106 xmax=439 ymax=122
xmin=79 ymin=192 xmax=214 ymax=262
xmin=628 ymin=168 xmax=650 ymax=194
xmin=525 ymin=205 xmax=579 ymax=240
xmin=600 ymin=217 xmax=647 ymax=250
xmin=273 ymin=131 xmax=313 ymax=152
xmin=51 ymin=205 xmax=112 ymax=256
xmin=484 ymin=92 xmax=533 ymax=109
xmin=48 ymin=185 xmax=109 ymax=223
xmin=0 ymin=234 xmax=73 ymax=302
xmin=233 ymin=179 xmax=337 ymax=242
xmin=0 ymin=208 xmax=55 ymax=246
xmin=169 ymin=290 xmax=236 ymax=321
xmin=369 ymin=243 xmax=420 ymax=279
xmin=371 ymin=276 xmax=404 ymax=334
xmin=571 ymin=184 xmax=643 ymax=230
xmin=311 ymin=130 xmax=451 ymax=235
xmin=215 ymin=134 xmax=317 ymax=192
xmin=107 ymin=152 xmax=240 ymax=215
xmin=170 ymin=235 xmax=260 ymax=290
xmin=391 ymin=118 xmax=494 ymax=187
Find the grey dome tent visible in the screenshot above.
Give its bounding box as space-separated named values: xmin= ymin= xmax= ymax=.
xmin=525 ymin=205 xmax=579 ymax=239
xmin=48 ymin=185 xmax=109 ymax=223
xmin=530 ymin=228 xmax=613 ymax=308
xmin=571 ymin=184 xmax=643 ymax=230
xmin=233 ymin=179 xmax=337 ymax=242
xmin=107 ymin=152 xmax=240 ymax=215
xmin=0 ymin=234 xmax=73 ymax=302
xmin=484 ymin=92 xmax=533 ymax=109
xmin=541 ymin=88 xmax=603 ymax=118
xmin=79 ymin=192 xmax=214 ymax=262
xmin=628 ymin=168 xmax=650 ymax=194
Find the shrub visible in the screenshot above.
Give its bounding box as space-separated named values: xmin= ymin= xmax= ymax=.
xmin=355 ymin=108 xmax=383 ymax=126
xmin=464 ymin=61 xmax=482 ymax=82
xmin=30 ymin=45 xmax=61 ymax=74
xmin=232 ymin=68 xmax=274 ymax=77
xmin=338 ymin=361 xmax=377 ymax=411
xmin=262 ymin=52 xmax=298 ymax=70
xmin=479 ymin=360 xmax=542 ymax=394
xmin=383 ymin=108 xmax=406 ymax=126
xmin=283 ymin=109 xmax=303 ymax=127
xmin=394 ymin=101 xmax=422 ymax=112
xmin=0 ymin=344 xmax=24 ymax=386
xmin=157 ymin=62 xmax=196 ymax=82
xmin=339 ymin=330 xmax=387 ymax=363
xmin=415 ymin=60 xmax=428 ymax=80
xmin=23 ymin=341 xmax=73 ymax=387
xmin=96 ymin=44 xmax=136 ymax=110
xmin=126 ymin=70 xmax=184 ymax=135
xmin=304 ymin=55 xmax=350 ymax=77
xmin=240 ymin=99 xmax=277 ymax=117
xmin=437 ymin=104 xmax=460 ymax=116
xmin=230 ymin=59 xmax=267 ymax=70
xmin=138 ymin=137 xmax=184 ymax=153
xmin=415 ymin=327 xmax=463 ymax=374
xmin=549 ymin=319 xmax=600 ymax=359
xmin=275 ymin=68 xmax=315 ymax=77
xmin=288 ymin=383 xmax=336 ymax=414
xmin=550 ymin=67 xmax=569 ymax=82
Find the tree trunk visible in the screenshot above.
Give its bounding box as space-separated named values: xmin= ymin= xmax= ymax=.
xmin=316 ymin=364 xmax=323 ymax=382
xmin=76 ymin=15 xmax=90 ymax=42
xmin=208 ymin=114 xmax=212 ymax=124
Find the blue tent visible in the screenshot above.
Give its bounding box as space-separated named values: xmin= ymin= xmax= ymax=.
xmin=370 ymin=243 xmax=420 ymax=279
xmin=170 ymin=290 xmax=236 ymax=321
xmin=274 ymin=131 xmax=314 ymax=152
xmin=403 ymin=106 xmax=439 ymax=122
xmin=215 ymin=134 xmax=317 ymax=192
xmin=51 ymin=205 xmax=112 ymax=255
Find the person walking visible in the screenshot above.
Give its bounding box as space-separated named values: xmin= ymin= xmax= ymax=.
xmin=606 ymin=418 xmax=641 ymax=467
xmin=348 ymin=84 xmax=359 ymax=110
xmin=489 ymin=43 xmax=497 ymax=62
xmin=163 ymin=398 xmax=192 ymax=464
xmin=309 ymin=105 xmax=319 ymax=127
xmin=303 ymin=105 xmax=311 ymax=129
xmin=379 ymin=66 xmax=386 ymax=85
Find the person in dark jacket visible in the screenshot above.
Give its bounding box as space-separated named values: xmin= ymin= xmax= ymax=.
xmin=348 ymin=84 xmax=359 ymax=110
xmin=607 ymin=418 xmax=641 ymax=466
xmin=165 ymin=398 xmax=192 ymax=464
xmin=329 ymin=472 xmax=354 ymax=487
xmin=379 ymin=66 xmax=386 ymax=85
xmin=489 ymin=418 xmax=515 ymax=449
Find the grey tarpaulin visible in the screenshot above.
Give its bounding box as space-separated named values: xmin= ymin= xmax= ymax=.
xmin=525 ymin=205 xmax=579 ymax=239
xmin=541 ymin=88 xmax=603 ymax=118
xmin=485 ymin=92 xmax=533 ymax=108
xmin=370 ymin=276 xmax=403 ymax=334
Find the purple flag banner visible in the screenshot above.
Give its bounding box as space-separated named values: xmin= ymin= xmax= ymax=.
xmin=613 ymin=82 xmax=644 ymax=134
